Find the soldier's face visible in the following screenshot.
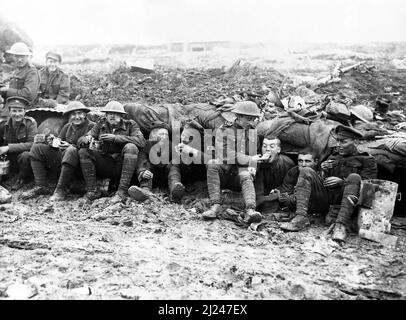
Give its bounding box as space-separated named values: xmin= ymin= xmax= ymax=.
xmin=69 ymin=110 xmax=87 ymax=126
xmin=46 ymin=58 xmax=59 ymax=72
xmin=13 ymin=54 xmax=29 ymax=68
xmin=237 ymin=114 xmax=258 ymax=129
xmin=298 ymin=154 xmax=317 ymax=170
xmin=10 ymin=107 xmax=25 ymax=123
xmin=337 ymin=138 xmax=356 ymax=156
xmin=106 ymin=112 xmax=122 ymax=126
xmin=262 ymin=138 xmax=281 ymax=156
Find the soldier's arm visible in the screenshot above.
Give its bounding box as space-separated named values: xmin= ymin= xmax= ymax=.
xmin=277 ymin=167 xmax=297 ymax=195
xmin=56 ymin=73 xmax=70 ymax=104
xmin=7 ymin=69 xmax=40 ymax=103
xmin=136 ymin=143 xmax=152 ymax=177
xmin=254 ymin=169 xmax=272 ymax=207
xmin=360 ymin=155 xmax=378 ymax=179
xmin=57 ymin=123 xmax=69 ymax=140
xmin=8 ymin=118 xmax=38 ymax=153
xmin=113 ymin=121 xmax=146 ymax=148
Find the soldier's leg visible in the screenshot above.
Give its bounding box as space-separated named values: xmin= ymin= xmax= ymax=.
xmin=333 ymin=173 xmax=361 ymax=242
xmin=202 ymin=159 xmax=226 ymax=219
xmin=128 ymin=165 xmax=155 ymax=202
xmin=78 ymin=148 xmax=101 ymax=200
xmin=51 ymin=146 xmax=80 ymax=201
xmin=235 ymin=168 xmax=262 ymax=224
xmin=17 ymin=151 xmax=34 ymax=182
xmin=117 ymin=143 xmax=139 ymax=196
xmin=168 ymin=163 xmax=185 ymax=202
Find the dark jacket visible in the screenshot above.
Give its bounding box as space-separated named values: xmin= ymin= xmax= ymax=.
xmin=6 ymin=62 xmax=40 ymax=105
xmin=324 ymin=151 xmax=377 ymax=180
xmin=38 ymin=67 xmax=70 ymax=104
xmin=137 ymin=139 xmax=174 ymax=176
xmin=58 ymin=118 xmax=95 ymax=146
xmin=0 ymin=116 xmax=38 ymax=153
xmin=88 ymin=117 xmax=146 ymax=154
xmin=254 ymin=154 xmax=295 ymax=207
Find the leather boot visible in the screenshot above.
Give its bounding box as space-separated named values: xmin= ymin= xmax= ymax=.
xmin=170 ymin=182 xmax=186 ymax=203
xmin=280 ymin=214 xmax=310 ymax=232
xmin=202 ymin=204 xmax=220 ymax=220
xmin=243 ymin=208 xmax=262 ymax=224
xmin=332 ymin=223 xmax=347 ymax=242
xmin=128 ymin=186 xmax=153 ymax=202
xmin=20 ymin=186 xmax=53 ymax=200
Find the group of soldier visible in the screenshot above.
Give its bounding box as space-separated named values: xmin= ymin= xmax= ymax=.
xmin=0 ymin=42 xmax=378 ymax=244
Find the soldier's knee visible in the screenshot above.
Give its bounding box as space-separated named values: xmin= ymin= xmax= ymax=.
xmin=18 ymin=151 xmax=31 ymax=164
xmin=29 ymin=143 xmax=50 ymax=158
xmin=123 ymin=143 xmax=139 ymax=155
xmin=78 ymin=147 xmax=91 ymax=159
xmin=300 ymin=166 xmax=315 ymax=177
xmin=207 ymin=158 xmax=221 ymax=169
xmin=238 ymin=170 xmax=252 ymax=182
xmin=346 ymin=173 xmax=361 ymax=185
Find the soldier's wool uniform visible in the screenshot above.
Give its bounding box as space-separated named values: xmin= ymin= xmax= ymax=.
xmin=28 ymin=118 xmax=95 ymax=192
xmin=5 ymin=61 xmax=40 ymax=106
xmin=38 ymin=67 xmax=70 ymax=104
xmin=0 ymin=108 xmax=37 ymax=181
xmin=254 ymin=154 xmax=295 ymax=211
xmin=79 ymin=116 xmax=146 ymax=196
xmin=206 ymin=122 xmax=258 ymax=210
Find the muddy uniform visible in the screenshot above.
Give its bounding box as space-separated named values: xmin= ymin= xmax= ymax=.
xmin=4 ymin=62 xmax=40 ymax=106
xmin=277 ymin=166 xmax=332 ymax=215
xmin=206 ymin=122 xmax=258 ymax=209
xmin=254 ymin=154 xmax=295 ymax=211
xmin=29 ymin=119 xmax=95 ymax=189
xmin=0 ymin=116 xmax=37 ymax=179
xmin=137 ymin=140 xmax=182 ymax=194
xmin=38 ymin=67 xmax=70 ymax=104
xmin=78 ymin=117 xmax=146 ymax=194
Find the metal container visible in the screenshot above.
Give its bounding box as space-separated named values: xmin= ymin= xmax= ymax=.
xmin=0 ymin=159 xmax=10 ymax=175
xmin=89 ymin=138 xmax=102 ymax=152
xmin=357 ymin=179 xmax=398 ymax=234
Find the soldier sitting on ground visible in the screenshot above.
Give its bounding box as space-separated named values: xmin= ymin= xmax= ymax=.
xmin=197 ymin=101 xmax=268 ymax=224
xmin=0 ymin=42 xmax=40 ymax=114
xmin=128 ymin=125 xmax=186 ymax=203
xmin=37 ymin=51 xmax=70 ymax=107
xmin=20 ymin=101 xmax=95 ymax=200
xmin=0 ymin=96 xmax=37 ymax=189
xmin=254 ymin=135 xmax=295 ymax=214
xmin=78 ymin=101 xmax=146 ymax=202
xmin=279 ymin=126 xmax=377 ymax=242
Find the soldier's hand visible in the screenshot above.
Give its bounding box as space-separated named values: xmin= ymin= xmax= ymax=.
xmin=278 ymin=192 xmax=289 ymax=202
xmin=59 ymin=141 xmax=71 ymax=150
xmin=99 ymin=134 xmax=115 ymax=142
xmin=323 ymin=176 xmax=343 ymax=188
xmin=321 ymin=160 xmax=334 ymax=170
xmin=0 ymin=145 xmax=9 ymax=155
xmin=247 ymin=166 xmax=256 ymax=177
xmin=142 ymin=170 xmax=154 ymax=180
xmin=77 ymin=135 xmax=91 ymax=147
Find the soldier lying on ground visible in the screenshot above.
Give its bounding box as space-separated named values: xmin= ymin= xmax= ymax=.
xmin=0 ymin=43 xmax=40 ymax=113
xmin=189 ymin=101 xmax=269 ymax=224
xmin=37 ymin=51 xmax=70 ymax=107
xmin=0 ymin=96 xmax=37 ymax=189
xmin=254 ymin=136 xmax=295 ymax=214
xmin=20 ymin=101 xmax=95 ymax=200
xmin=127 ymin=125 xmax=186 ymax=203
xmin=78 ymin=101 xmax=146 ymax=202
xmin=278 ymin=126 xmax=378 ymax=242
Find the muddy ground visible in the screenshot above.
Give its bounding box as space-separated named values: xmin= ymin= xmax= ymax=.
xmin=1 ymin=44 xmax=406 ymax=300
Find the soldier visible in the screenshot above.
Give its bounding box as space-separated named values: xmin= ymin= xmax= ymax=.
xmin=20 ymin=101 xmax=95 ymax=200
xmin=0 ymin=42 xmax=40 ymax=110
xmin=254 ymin=136 xmax=295 ymax=213
xmin=0 ymin=96 xmax=37 ymax=189
xmin=78 ymin=101 xmax=146 ymax=201
xmin=280 ymin=126 xmax=377 ymax=242
xmin=200 ymin=101 xmax=268 ymax=224
xmin=37 ymin=51 xmax=70 ymax=107
xmin=128 ymin=125 xmax=186 ymax=203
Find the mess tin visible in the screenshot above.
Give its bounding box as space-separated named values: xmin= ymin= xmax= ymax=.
xmin=89 ymin=138 xmax=102 ymax=152
xmin=52 ymin=137 xmax=62 ymax=148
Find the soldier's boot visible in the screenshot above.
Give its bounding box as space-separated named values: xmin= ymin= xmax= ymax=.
xmin=332 ymin=173 xmax=361 ymax=242
xmin=279 ymin=171 xmax=312 ymax=231
xmin=325 ymin=204 xmax=340 ymax=225
xmin=51 ymin=164 xmax=75 ymax=202
xmin=202 ymin=203 xmax=221 ymax=220
xmin=20 ymin=186 xmax=53 ymax=200
xmin=80 ymin=159 xmax=101 ymax=201
xmin=128 ymin=186 xmax=153 ymax=202
xmin=243 ymin=208 xmax=263 ymax=224
xmin=117 ymin=153 xmax=138 ymax=197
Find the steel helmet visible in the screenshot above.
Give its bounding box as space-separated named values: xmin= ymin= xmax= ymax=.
xmin=350 ymin=105 xmax=373 ymax=123
xmin=6 ymin=42 xmax=32 ymax=56
xmin=63 ymin=101 xmax=90 ymax=115
xmin=232 ymin=101 xmax=261 ymax=117
xmin=102 ymin=101 xmax=127 ymax=114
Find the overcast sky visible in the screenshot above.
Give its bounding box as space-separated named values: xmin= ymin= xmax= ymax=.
xmin=2 ymin=0 xmax=406 ymax=45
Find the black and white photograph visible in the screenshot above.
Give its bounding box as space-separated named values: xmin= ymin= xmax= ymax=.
xmin=0 ymin=0 xmax=405 ymax=304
